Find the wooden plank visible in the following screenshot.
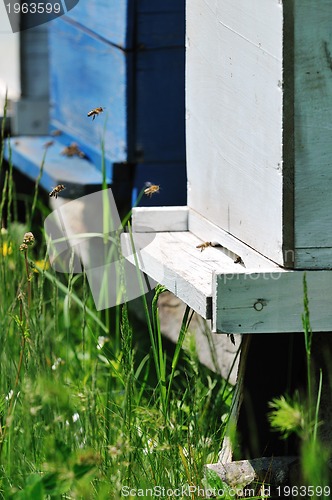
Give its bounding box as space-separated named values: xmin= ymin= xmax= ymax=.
xmin=12 ymin=99 xmax=49 ymax=136
xmin=186 ymin=0 xmax=285 ymax=266
xmin=122 ymin=230 xmax=252 ymax=318
xmin=295 ymin=248 xmax=332 ymax=270
xmin=186 ymin=0 xmax=332 ymax=269
xmin=135 ymin=48 xmax=185 ymax=162
xmin=189 ymin=209 xmax=281 ymax=269
xmin=214 ymin=270 xmax=332 ymax=334
xmin=66 ymin=0 xmax=185 ymax=50
xmin=20 ymin=24 xmax=49 ymax=99
xmin=122 ymin=232 xmax=211 ymax=317
xmin=65 ymin=0 xmax=133 ymax=49
xmin=218 ymin=334 xmax=249 ymax=464
xmin=134 ymin=2 xmax=185 ymax=165
xmin=137 ymin=0 xmax=185 ymax=49
xmin=132 ymin=206 xmax=188 ymax=232
xmin=49 ymin=17 xmax=129 ymax=165
xmin=293 ymin=0 xmax=332 ymax=262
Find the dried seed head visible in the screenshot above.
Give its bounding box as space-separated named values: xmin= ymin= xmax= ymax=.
xmin=22 ymin=232 xmax=35 ymax=245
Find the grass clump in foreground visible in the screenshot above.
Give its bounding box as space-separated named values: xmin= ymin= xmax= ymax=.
xmin=0 ymin=137 xmax=233 ymax=498
xmin=0 ymin=225 xmax=232 ymax=499
xmin=268 ymin=274 xmax=331 ymax=494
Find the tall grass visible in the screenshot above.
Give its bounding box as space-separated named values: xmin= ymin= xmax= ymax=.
xmin=2 ymin=97 xmax=331 ymax=499
xmin=268 ymin=274 xmax=331 ymax=493
xmin=0 ymin=111 xmax=232 ymax=499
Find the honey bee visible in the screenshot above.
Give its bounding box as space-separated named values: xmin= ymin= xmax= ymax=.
xmin=61 ymin=143 xmax=85 ymax=158
xmin=144 ymin=184 xmax=160 ymax=197
xmin=51 ymin=129 xmax=62 ymax=136
xmin=196 ymin=241 xmax=222 ymax=252
xmin=49 ymin=184 xmax=65 ymax=199
xmin=228 ymin=333 xmax=235 ymax=345
xmin=234 ymin=255 xmax=244 ymax=265
xmin=196 ymin=241 xmax=212 ymax=252
xmin=87 ymin=107 xmax=105 ymax=120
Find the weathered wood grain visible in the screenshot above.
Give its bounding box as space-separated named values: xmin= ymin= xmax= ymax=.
xmin=122 ymin=223 xmax=288 ymax=323
xmin=186 ymin=0 xmax=332 ymax=269
xmin=132 ymin=206 xmax=188 ymax=232
xmin=295 ymin=248 xmax=332 ymax=270
xmin=189 ymin=208 xmax=282 ymax=269
xmin=132 ymin=206 xmax=280 ymax=267
xmin=214 ymin=269 xmax=332 ymax=333
xmin=122 ymin=231 xmax=214 ymax=317
xmin=49 ymin=17 xmax=129 ymax=165
xmin=186 ymin=0 xmax=285 ymax=265
xmin=294 ymin=0 xmax=332 ymax=260
xmin=122 ymin=230 xmax=255 ymax=318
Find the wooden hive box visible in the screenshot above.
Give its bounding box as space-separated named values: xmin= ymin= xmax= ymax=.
xmin=123 ymin=0 xmax=332 ymax=334
xmin=4 ymin=0 xmax=186 ymax=205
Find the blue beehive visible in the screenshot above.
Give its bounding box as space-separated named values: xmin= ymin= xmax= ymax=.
xmin=5 ymin=0 xmax=186 ymax=205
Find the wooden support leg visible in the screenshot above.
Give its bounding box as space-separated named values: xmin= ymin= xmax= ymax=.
xmin=213 ymin=333 xmax=309 ymax=490
xmin=212 ymin=332 xmax=332 ymax=490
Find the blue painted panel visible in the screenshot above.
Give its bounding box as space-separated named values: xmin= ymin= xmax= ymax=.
xmin=135 ymin=48 xmax=185 ymax=162
xmin=133 ymin=162 xmax=187 ymax=207
xmin=4 ymin=137 xmax=108 ymax=197
xmin=65 ymin=0 xmax=134 ymax=48
xmin=137 ymin=0 xmax=185 ymax=49
xmin=49 ymin=17 xmax=130 ymax=165
xmin=66 ymin=0 xmax=184 ymax=50
xmin=9 ymin=1 xmax=186 ymax=207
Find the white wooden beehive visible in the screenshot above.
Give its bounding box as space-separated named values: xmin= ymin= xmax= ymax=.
xmin=122 ymin=0 xmax=332 ymax=334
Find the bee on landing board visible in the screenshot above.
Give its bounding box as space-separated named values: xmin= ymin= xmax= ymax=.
xmin=51 ymin=129 xmax=62 ymax=136
xmin=61 ymin=143 xmax=85 ymax=158
xmin=234 ymin=255 xmax=244 ymax=265
xmin=196 ymin=241 xmax=213 ymax=252
xmin=87 ymin=107 xmax=105 ymax=120
xmin=228 ymin=333 xmax=235 ymax=345
xmin=49 ymin=184 xmax=65 ymax=199
xmin=196 ymin=241 xmax=223 ymax=252
xmin=144 ymin=184 xmax=160 ymax=197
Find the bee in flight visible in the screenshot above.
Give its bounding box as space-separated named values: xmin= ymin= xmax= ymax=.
xmin=196 ymin=241 xmax=223 ymax=252
xmin=49 ymin=184 xmax=65 ymax=199
xmin=144 ymin=183 xmax=160 ymax=197
xmin=87 ymin=107 xmax=105 ymax=120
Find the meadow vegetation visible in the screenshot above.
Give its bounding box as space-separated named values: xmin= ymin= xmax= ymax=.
xmin=0 ymin=106 xmax=234 ymax=499
xmin=0 ymin=101 xmax=330 ymax=499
